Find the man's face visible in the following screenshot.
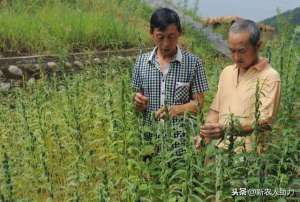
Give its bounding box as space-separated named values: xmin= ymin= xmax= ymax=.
xmin=151 ymin=24 xmax=181 ymax=57
xmin=228 ymin=31 xmax=260 ymax=70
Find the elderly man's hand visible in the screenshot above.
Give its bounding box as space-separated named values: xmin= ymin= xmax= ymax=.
xmin=194 ymin=135 xmax=211 ymax=151
xmin=194 ymin=135 xmax=203 ymax=151
xmin=200 ymin=123 xmax=224 ymax=139
xmin=134 ymin=92 xmax=149 ymax=112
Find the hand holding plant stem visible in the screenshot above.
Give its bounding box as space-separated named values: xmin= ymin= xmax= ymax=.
xmin=133 ymin=92 xmax=149 ymax=112
xmin=155 ymin=105 xmax=184 ymax=120
xmin=200 ymin=123 xmax=224 ymax=140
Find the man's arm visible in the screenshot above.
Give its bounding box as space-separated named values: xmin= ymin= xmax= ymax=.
xmin=132 ymin=55 xmax=149 ymax=112
xmin=133 ymin=92 xmax=149 ymax=112
xmin=200 ymin=115 xmax=272 ymax=140
xmin=195 ymin=109 xmax=219 ymax=149
xmin=167 ymin=92 xmax=204 ymax=117
xmin=196 ymin=114 xmax=271 ymax=151
xmin=168 ymin=56 xmax=208 ymax=118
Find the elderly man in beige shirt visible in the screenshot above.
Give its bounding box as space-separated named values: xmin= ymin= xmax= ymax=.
xmin=195 ymin=19 xmax=281 ymax=153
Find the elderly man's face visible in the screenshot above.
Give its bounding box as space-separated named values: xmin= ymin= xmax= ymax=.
xmin=151 ymin=24 xmax=181 ymax=57
xmin=228 ymin=31 xmax=260 ymax=70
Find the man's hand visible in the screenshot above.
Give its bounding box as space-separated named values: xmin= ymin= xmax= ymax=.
xmin=194 ymin=135 xmax=211 ymax=151
xmin=133 ymin=92 xmax=149 ymax=112
xmin=155 ymin=107 xmax=168 ymax=120
xmin=200 ymin=123 xmax=224 ymax=139
xmin=194 ymin=135 xmax=203 ymax=151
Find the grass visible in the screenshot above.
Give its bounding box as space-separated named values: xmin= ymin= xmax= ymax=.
xmin=0 ymin=0 xmax=222 ymax=58
xmin=0 ymin=0 xmax=152 ymax=56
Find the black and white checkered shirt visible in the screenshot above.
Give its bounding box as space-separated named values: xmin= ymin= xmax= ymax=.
xmin=132 ymin=46 xmax=209 ymax=126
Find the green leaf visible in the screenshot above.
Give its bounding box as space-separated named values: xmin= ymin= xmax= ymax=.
xmin=276 ymin=198 xmax=287 ymax=202
xmin=295 ymin=26 xmax=300 ymax=34
xmin=141 ymin=145 xmax=155 ymax=156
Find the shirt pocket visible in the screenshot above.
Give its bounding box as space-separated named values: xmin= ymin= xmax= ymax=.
xmin=175 ymin=82 xmax=190 ymax=103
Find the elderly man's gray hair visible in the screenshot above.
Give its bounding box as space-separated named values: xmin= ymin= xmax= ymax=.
xmin=229 ymin=19 xmax=261 ymax=47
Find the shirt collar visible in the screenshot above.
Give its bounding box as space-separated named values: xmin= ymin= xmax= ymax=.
xmin=147 ymin=45 xmax=183 ymax=64
xmin=253 ymin=57 xmax=268 ymax=71
xmin=234 ymin=57 xmax=269 ymax=72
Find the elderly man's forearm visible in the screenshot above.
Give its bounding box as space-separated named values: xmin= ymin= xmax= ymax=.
xmin=234 ymin=121 xmax=272 ymax=137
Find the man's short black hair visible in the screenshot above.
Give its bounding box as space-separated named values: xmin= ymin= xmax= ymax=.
xmin=150 ymin=8 xmax=182 ymax=33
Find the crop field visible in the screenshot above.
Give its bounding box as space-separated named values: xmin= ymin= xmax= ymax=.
xmin=0 ymin=0 xmax=299 ymax=202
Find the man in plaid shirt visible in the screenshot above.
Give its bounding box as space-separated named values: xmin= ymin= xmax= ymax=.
xmin=132 ymin=8 xmax=209 ymax=155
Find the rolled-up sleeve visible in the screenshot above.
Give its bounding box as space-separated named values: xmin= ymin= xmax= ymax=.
xmin=132 ymin=56 xmax=142 ymax=92
xmin=260 ymin=78 xmax=281 ymax=123
xmin=191 ymin=59 xmax=209 ymax=94
xmin=210 ymin=86 xmax=220 ymax=112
